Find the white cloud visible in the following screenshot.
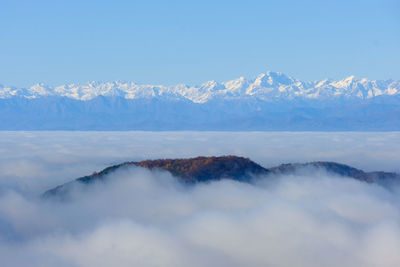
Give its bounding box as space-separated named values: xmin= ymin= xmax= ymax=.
xmin=0 ymin=132 xmax=399 ymax=266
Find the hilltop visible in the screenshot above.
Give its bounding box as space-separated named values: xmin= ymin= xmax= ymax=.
xmin=43 ymin=156 xmax=400 ymax=198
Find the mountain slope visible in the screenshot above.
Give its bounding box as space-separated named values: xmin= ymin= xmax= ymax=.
xmin=1 ymin=94 xmax=399 ymax=130
xmin=43 ymin=156 xmax=400 ymax=198
xmin=269 ymin=162 xmax=399 ymax=183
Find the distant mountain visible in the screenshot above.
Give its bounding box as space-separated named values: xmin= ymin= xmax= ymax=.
xmin=1 ymin=72 xmax=399 ymax=102
xmin=43 ymin=156 xmax=400 ymax=198
xmin=1 ymin=72 xmax=400 ymax=130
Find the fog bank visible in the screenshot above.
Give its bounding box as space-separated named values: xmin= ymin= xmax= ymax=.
xmin=1 ymin=131 xmax=399 ymax=194
xmin=0 ymin=131 xmax=399 ymax=266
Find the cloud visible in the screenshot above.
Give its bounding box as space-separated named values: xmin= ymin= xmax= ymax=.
xmin=0 ymin=131 xmax=399 ymax=266
xmin=1 ymin=131 xmax=400 ymax=194
xmin=0 ymin=166 xmax=400 ymax=267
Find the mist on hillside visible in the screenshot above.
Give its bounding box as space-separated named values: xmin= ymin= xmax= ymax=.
xmin=0 ymin=131 xmax=399 ymax=267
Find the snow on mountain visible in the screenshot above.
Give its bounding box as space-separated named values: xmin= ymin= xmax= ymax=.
xmin=1 ymin=72 xmax=399 ymax=103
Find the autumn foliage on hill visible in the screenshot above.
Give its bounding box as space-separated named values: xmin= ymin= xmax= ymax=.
xmin=43 ymin=156 xmax=400 ymax=198
xmin=134 ymin=156 xmax=269 ymax=182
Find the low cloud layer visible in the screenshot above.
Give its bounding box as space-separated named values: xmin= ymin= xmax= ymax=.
xmin=1 ymin=131 xmax=400 ymax=194
xmin=0 ymin=132 xmax=399 ymax=266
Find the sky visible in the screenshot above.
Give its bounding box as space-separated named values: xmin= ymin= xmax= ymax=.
xmin=0 ymin=0 xmax=399 ymax=87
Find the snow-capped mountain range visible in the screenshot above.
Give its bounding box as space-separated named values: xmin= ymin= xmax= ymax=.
xmin=1 ymin=71 xmax=400 ymax=130
xmin=1 ymin=71 xmax=399 ymax=103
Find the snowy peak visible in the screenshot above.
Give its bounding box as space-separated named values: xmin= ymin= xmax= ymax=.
xmin=264 ymin=71 xmax=296 ymax=85
xmin=1 ymin=72 xmax=399 ymax=102
xmin=250 ymin=72 xmax=295 ymax=88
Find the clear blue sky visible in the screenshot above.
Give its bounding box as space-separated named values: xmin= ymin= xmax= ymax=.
xmin=1 ymin=0 xmax=399 ymax=87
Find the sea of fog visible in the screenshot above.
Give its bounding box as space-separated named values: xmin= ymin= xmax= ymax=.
xmin=0 ymin=131 xmax=400 ymax=267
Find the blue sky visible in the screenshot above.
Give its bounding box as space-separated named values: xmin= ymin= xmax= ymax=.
xmin=1 ymin=0 xmax=399 ymax=87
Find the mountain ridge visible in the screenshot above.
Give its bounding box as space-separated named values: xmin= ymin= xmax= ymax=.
xmin=1 ymin=71 xmax=399 ymax=103
xmin=43 ymin=156 xmax=400 ymax=198
xmin=2 ymin=71 xmax=399 ymax=130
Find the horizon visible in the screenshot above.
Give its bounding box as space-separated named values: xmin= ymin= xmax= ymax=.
xmin=1 ymin=70 xmax=399 ymax=88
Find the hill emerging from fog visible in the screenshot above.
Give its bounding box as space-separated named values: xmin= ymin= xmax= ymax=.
xmin=1 ymin=71 xmax=400 ymax=130
xmin=44 ymin=156 xmax=400 ymax=198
